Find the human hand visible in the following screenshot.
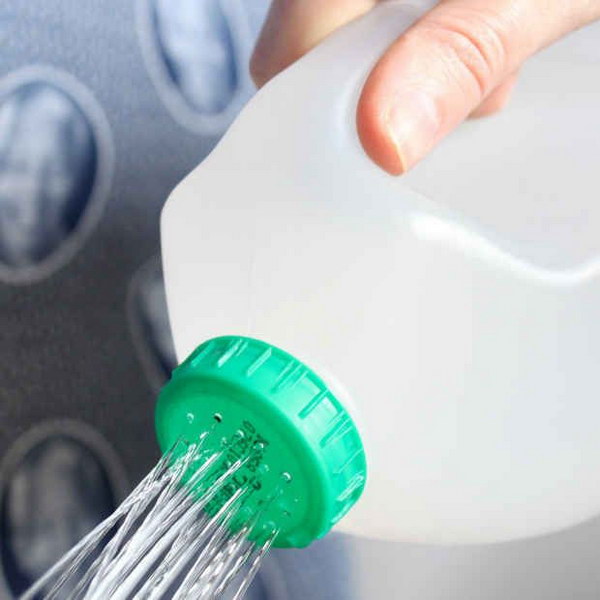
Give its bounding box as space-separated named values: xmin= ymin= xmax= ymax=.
xmin=251 ymin=0 xmax=600 ymax=175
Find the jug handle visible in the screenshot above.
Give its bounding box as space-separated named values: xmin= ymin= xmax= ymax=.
xmin=216 ymin=1 xmax=432 ymax=172
xmin=294 ymin=1 xmax=432 ymax=157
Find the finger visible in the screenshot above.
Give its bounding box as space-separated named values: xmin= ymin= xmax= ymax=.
xmin=469 ymin=72 xmax=519 ymax=118
xmin=251 ymin=0 xmax=376 ymax=87
xmin=357 ymin=0 xmax=600 ymax=175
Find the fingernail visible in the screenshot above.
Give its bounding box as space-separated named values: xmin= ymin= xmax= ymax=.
xmin=384 ymin=91 xmax=440 ymax=174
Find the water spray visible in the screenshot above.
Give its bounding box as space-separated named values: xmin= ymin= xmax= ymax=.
xmin=23 ymin=336 xmax=366 ymax=599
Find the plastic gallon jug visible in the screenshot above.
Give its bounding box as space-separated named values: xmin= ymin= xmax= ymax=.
xmin=161 ymin=1 xmax=600 ymax=545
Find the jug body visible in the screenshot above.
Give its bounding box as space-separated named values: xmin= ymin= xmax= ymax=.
xmin=161 ymin=2 xmax=600 ymax=544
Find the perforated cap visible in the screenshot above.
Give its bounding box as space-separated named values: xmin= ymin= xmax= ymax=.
xmin=155 ymin=336 xmax=367 ymax=548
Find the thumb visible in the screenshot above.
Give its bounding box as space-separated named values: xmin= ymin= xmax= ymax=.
xmin=357 ymin=0 xmax=600 ymax=175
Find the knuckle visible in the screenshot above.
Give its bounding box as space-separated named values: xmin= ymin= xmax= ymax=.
xmin=249 ymin=48 xmax=272 ymax=87
xmin=415 ymin=9 xmax=512 ymax=99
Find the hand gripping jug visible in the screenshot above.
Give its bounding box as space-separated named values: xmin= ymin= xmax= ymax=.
xmin=160 ymin=1 xmax=600 ymax=545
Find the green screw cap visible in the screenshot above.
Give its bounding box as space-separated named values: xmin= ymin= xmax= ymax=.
xmin=155 ymin=336 xmax=367 ymax=548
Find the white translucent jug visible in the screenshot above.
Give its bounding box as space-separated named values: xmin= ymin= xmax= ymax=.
xmin=161 ymin=1 xmax=600 ymax=544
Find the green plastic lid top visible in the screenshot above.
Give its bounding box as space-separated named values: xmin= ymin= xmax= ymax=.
xmin=155 ymin=336 xmax=367 ymax=548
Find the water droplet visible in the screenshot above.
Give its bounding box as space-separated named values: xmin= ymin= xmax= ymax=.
xmin=257 ymin=463 xmax=270 ymax=475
